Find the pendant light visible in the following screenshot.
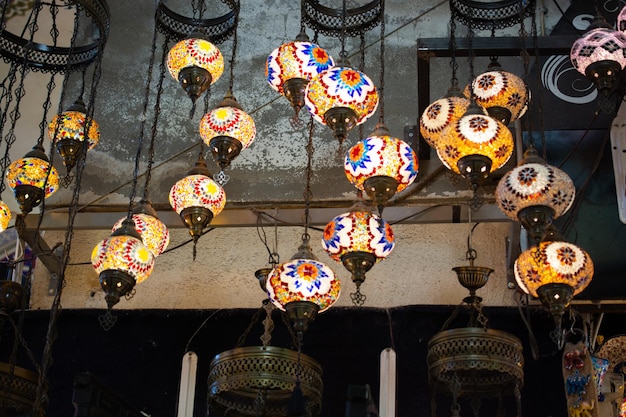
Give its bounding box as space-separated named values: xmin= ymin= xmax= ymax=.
xmin=304 ymin=0 xmax=379 ymax=144
xmin=266 ymin=118 xmax=340 ymax=338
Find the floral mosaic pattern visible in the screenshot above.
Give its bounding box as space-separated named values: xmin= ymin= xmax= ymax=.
xmin=344 ymin=134 xmax=418 ymax=192
xmin=0 ymin=201 xmax=10 ymax=232
xmin=7 ymin=156 xmax=59 ymax=198
xmin=48 ymin=110 xmax=100 ymax=149
xmin=419 ymin=96 xmax=470 ymax=148
xmin=199 ymin=105 xmax=256 ymax=149
xmin=112 ymin=214 xmax=170 ymax=257
xmin=496 ymin=162 xmax=575 ymax=220
xmin=322 ymin=210 xmax=395 ymax=262
xmin=305 ymin=66 xmax=378 ymax=126
xmin=169 ymin=174 xmax=226 ymax=217
xmin=91 ymin=234 xmax=155 ymax=284
xmin=166 ymin=38 xmax=224 ymax=83
xmin=514 ymin=241 xmax=594 ymax=297
xmin=571 ymin=27 xmax=626 ymax=76
xmin=266 ymin=41 xmax=334 ymax=93
xmin=266 ymin=258 xmax=341 ymax=312
xmin=467 ymin=70 xmax=529 ymax=123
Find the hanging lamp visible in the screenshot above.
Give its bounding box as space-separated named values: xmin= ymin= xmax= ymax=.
xmin=465 ymin=57 xmax=529 ymax=126
xmin=514 ymin=227 xmax=594 ymax=347
xmin=0 ymin=201 xmax=10 ymax=233
xmin=48 ymin=97 xmax=100 ymax=174
xmin=322 ymin=202 xmax=394 ymax=306
xmin=166 ymin=33 xmax=224 ymax=105
xmin=112 ymin=199 xmax=170 ymax=258
xmin=496 ymin=147 xmax=575 ymax=244
xmin=169 ymin=151 xmax=226 ymax=255
xmin=6 ymin=144 xmax=59 ymax=214
xmin=570 ymin=12 xmax=626 ymax=97
xmin=266 ymin=27 xmax=335 ymax=118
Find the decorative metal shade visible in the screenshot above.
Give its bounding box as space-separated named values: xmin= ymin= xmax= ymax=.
xmin=304 ymin=64 xmax=379 ymax=143
xmin=466 ymin=69 xmax=529 ymax=125
xmin=91 ymin=220 xmax=155 ymax=309
xmin=7 ymin=144 xmax=59 ymax=214
xmin=436 ymin=105 xmax=513 ymax=179
xmin=266 ymin=37 xmax=334 ymax=115
xmin=199 ymin=93 xmax=256 ymax=170
xmin=496 ymin=148 xmax=575 ymax=243
xmin=48 ymin=98 xmax=100 ymax=172
xmin=169 ymin=156 xmax=226 ymax=241
xmin=0 ymin=201 xmax=10 ymax=233
xmin=344 ymin=126 xmax=418 ymax=211
xmin=570 ymin=24 xmax=626 ymax=96
xmin=166 ymin=36 xmax=224 ymax=103
xmin=0 ymin=362 xmax=41 ymax=416
xmin=514 ymin=240 xmax=594 ymax=299
xmin=419 ymin=95 xmax=470 ymax=148
xmin=112 ymin=210 xmax=170 ymax=258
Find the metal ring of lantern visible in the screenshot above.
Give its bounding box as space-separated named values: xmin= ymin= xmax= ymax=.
xmin=450 ymin=0 xmax=536 ymax=31
xmin=156 ymin=1 xmax=238 ymax=44
xmin=0 ymin=0 xmax=110 ymax=73
xmin=302 ymin=0 xmax=382 ymax=38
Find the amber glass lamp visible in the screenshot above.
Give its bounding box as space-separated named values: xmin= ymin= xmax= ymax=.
xmin=420 ymin=93 xmax=470 ymax=149
xmin=0 ymin=201 xmax=10 ymax=233
xmin=112 ymin=199 xmax=170 ymax=258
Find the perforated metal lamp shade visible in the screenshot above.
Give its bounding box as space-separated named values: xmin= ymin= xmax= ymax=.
xmin=266 ymin=38 xmax=334 ymax=115
xmin=344 ymin=127 xmax=418 ymax=210
xmin=167 ymin=37 xmax=224 ymax=103
xmin=199 ymin=93 xmax=256 ymax=170
xmin=496 ymin=148 xmax=575 ymax=242
xmin=570 ymin=25 xmax=626 ymax=96
xmin=305 ymin=65 xmax=379 ymax=143
xmin=6 ymin=144 xmax=59 ymax=214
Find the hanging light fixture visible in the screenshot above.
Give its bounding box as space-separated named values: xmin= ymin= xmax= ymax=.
xmin=48 ymin=97 xmax=100 ymax=174
xmin=514 ymin=228 xmax=594 ymax=347
xmin=465 ymin=57 xmax=529 ymax=126
xmin=322 ymin=203 xmax=394 ymax=306
xmin=91 ymin=218 xmax=155 ymax=310
xmin=166 ymin=34 xmax=224 ymax=106
xmin=169 ymin=151 xmax=226 ymax=256
xmin=496 ymin=147 xmax=575 ymax=244
xmin=266 ymin=27 xmax=335 ymax=118
xmin=0 ymin=201 xmax=10 ymax=233
xmin=112 ymin=199 xmax=170 ymax=258
xmin=570 ymin=13 xmax=626 ymax=97
xmin=6 ymin=144 xmax=59 ymax=214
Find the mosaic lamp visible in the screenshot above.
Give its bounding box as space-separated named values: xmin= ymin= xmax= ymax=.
xmin=0 ymin=201 xmax=10 ymax=233
xmin=169 ymin=153 xmax=226 ymax=249
xmin=344 ymin=124 xmax=418 ymax=214
xmin=514 ymin=228 xmax=594 ymax=343
xmin=266 ymin=234 xmax=341 ymax=337
xmin=570 ymin=17 xmax=626 ymax=97
xmin=91 ymin=218 xmax=155 ymax=310
xmin=435 ymin=101 xmax=513 ymax=188
xmin=48 ymin=97 xmax=100 ymax=173
xmin=7 ymin=144 xmax=59 ymax=214
xmin=420 ymin=92 xmax=470 ymax=149
xmin=112 ymin=199 xmax=170 ymax=258
xmin=266 ymin=31 xmax=335 ymax=117
xmin=199 ymin=91 xmax=256 ymax=171
xmin=465 ymin=59 xmax=529 ymax=126
xmin=304 ymin=57 xmax=378 ymax=144
xmin=496 ymin=147 xmax=575 ymax=244
xmin=166 ymin=34 xmax=224 ymax=104
xmin=322 ymin=206 xmax=394 ymax=306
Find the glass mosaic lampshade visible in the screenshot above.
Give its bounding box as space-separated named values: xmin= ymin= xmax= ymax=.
xmin=48 ymin=98 xmax=100 ymax=172
xmin=7 ymin=144 xmax=59 ymax=214
xmin=496 ymin=147 xmax=575 ymax=243
xmin=344 ymin=125 xmax=418 ymax=213
xmin=169 ymin=155 xmax=226 ymax=243
xmin=112 ymin=200 xmax=170 ymax=257
xmin=420 ymin=95 xmax=470 ymax=148
xmin=0 ymin=201 xmax=10 ymax=233
xmin=304 ymin=63 xmax=378 ymax=143
xmin=167 ymin=36 xmax=224 ymax=103
xmin=266 ymin=35 xmax=335 ymax=116
xmin=570 ymin=23 xmax=626 ymax=96
xmin=91 ymin=219 xmax=155 ymax=309
xmin=199 ymin=92 xmax=256 ymax=170
xmin=466 ymin=68 xmax=529 ymax=125
xmin=322 ymin=208 xmax=394 ymax=305
xmin=435 ymin=103 xmax=513 ymax=184
xmin=266 ymin=234 xmax=340 ymax=335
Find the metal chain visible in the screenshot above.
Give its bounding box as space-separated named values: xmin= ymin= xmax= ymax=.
xmin=236 ymin=305 xmax=264 ymax=347
xmin=378 ymin=0 xmax=385 ymax=124
xmin=449 ymin=13 xmax=459 ymax=90
xmin=260 ymin=300 xmax=275 ymax=347
xmin=303 ymin=116 xmax=315 ymax=236
xmin=518 ymin=0 xmax=534 ymax=149
xmin=228 ymin=2 xmax=239 ymax=93
xmin=530 ymin=5 xmax=547 ymax=159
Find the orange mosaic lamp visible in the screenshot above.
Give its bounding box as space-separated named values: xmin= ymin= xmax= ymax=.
xmin=112 ymin=200 xmax=170 ymax=258
xmin=0 ymin=201 xmax=10 ymax=232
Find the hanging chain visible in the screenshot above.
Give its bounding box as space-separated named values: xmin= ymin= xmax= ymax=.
xmin=518 ymin=0 xmax=534 ymax=149
xmin=449 ymin=13 xmax=459 ymax=91
xmin=530 ymin=4 xmax=548 ymax=159
xmin=378 ymin=0 xmax=385 ymax=124
xmin=228 ymin=2 xmax=239 ymax=93
xmin=236 ymin=305 xmax=264 ymax=347
xmin=260 ymin=300 xmax=275 ymax=347
xmin=303 ymin=116 xmax=315 ymax=236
